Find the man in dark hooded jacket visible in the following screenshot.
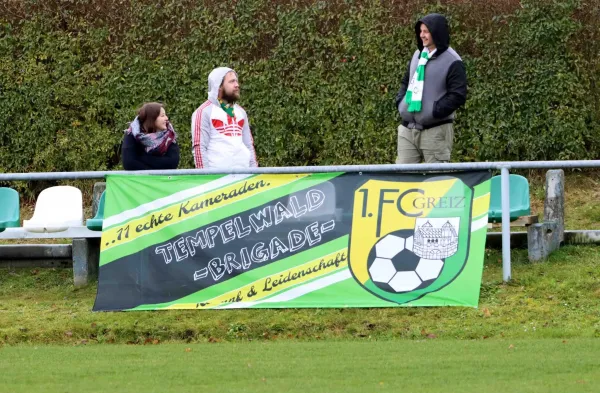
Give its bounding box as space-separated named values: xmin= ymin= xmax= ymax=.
xmin=395 ymin=13 xmax=467 ymax=163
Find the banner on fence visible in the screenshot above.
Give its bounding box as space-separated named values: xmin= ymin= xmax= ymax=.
xmin=93 ymin=171 xmax=491 ymax=311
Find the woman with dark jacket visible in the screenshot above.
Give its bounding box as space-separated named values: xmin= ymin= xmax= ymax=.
xmin=121 ymin=102 xmax=180 ymax=170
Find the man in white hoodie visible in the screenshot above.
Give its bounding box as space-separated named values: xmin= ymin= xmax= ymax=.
xmin=191 ymin=67 xmax=258 ymax=169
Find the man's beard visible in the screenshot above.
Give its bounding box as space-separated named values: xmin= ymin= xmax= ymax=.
xmin=221 ymin=90 xmax=239 ymax=103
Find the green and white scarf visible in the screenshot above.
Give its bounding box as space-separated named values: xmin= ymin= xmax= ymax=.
xmin=406 ymin=48 xmax=436 ymax=113
xmin=219 ymin=99 xmax=235 ymax=118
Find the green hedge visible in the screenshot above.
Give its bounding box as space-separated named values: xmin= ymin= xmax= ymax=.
xmin=0 ymin=0 xmax=598 ymax=176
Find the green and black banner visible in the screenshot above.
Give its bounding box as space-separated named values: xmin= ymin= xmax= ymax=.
xmin=93 ymin=171 xmax=491 ymax=311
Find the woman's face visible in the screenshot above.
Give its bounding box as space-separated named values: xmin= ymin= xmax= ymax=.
xmin=154 ymin=107 xmax=168 ymax=131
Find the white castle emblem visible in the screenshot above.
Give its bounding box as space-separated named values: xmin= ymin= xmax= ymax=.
xmin=413 ymin=219 xmax=459 ymax=260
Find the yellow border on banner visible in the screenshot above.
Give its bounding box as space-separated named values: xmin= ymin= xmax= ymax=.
xmin=101 ymin=174 xmax=309 ymax=252
xmin=166 ymin=248 xmax=348 ymax=309
xmin=472 ymin=193 xmax=490 ymax=218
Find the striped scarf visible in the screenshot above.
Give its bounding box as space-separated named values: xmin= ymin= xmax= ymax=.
xmin=406 ymin=49 xmax=435 ymax=113
xmin=127 ymin=117 xmax=177 ymax=156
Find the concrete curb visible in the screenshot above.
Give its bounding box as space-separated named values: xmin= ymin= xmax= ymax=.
xmin=0 ymin=244 xmax=72 ymax=268
xmin=486 ymin=230 xmax=600 ymax=249
xmin=0 ymin=244 xmax=71 ymax=258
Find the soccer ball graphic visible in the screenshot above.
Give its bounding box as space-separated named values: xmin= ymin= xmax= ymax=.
xmin=367 ymin=229 xmax=444 ymax=293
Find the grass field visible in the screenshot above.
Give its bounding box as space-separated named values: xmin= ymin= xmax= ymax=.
xmin=0 ymin=340 xmax=598 ymax=393
xmin=0 ymin=245 xmax=598 ymax=345
xmin=0 ymin=172 xmax=599 ymax=391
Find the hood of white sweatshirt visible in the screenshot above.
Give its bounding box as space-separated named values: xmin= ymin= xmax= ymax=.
xmin=208 ymin=67 xmax=237 ymax=104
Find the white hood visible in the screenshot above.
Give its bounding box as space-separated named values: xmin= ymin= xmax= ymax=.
xmin=128 ymin=116 xmax=142 ymax=136
xmin=207 ymin=67 xmax=237 ymax=103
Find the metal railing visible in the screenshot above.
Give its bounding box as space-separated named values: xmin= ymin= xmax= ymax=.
xmin=3 ymin=160 xmax=600 ymax=282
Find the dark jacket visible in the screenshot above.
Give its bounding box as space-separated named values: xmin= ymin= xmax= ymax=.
xmin=396 ymin=13 xmax=467 ymax=129
xmin=121 ymin=132 xmax=180 ymax=170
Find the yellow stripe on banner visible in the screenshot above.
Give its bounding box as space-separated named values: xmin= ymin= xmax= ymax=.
xmin=167 ymin=248 xmax=348 ymax=310
xmin=101 ymin=174 xmax=310 ymax=252
xmin=472 ymin=193 xmax=491 ymax=218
